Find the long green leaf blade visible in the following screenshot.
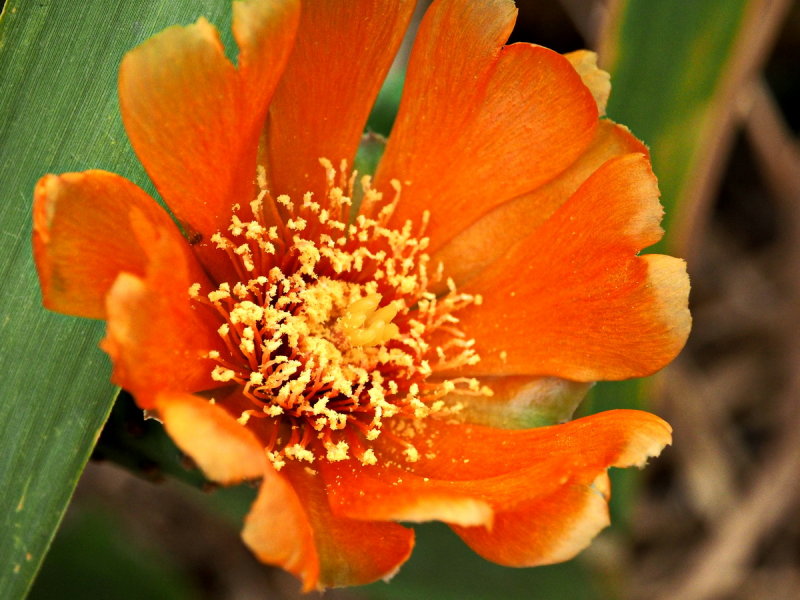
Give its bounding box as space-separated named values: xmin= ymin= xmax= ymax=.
xmin=602 ymin=0 xmax=750 ymax=250
xmin=0 ymin=2 xmax=231 ymax=597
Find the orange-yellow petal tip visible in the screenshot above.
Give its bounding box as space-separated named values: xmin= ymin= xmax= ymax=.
xmin=613 ymin=410 xmax=673 ymax=468
xmin=565 ymin=50 xmax=611 ymax=115
xmin=644 ymin=254 xmax=693 ymax=362
xmin=242 ymin=472 xmax=320 ymax=591
xmin=154 ymin=392 xmax=267 ymax=484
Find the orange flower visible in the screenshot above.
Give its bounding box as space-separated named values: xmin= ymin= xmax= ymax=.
xmin=32 ymin=0 xmax=690 ymax=591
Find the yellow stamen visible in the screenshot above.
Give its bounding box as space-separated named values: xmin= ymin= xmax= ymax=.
xmin=189 ymin=159 xmax=491 ymax=468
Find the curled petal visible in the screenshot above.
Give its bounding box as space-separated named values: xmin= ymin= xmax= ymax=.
xmin=101 ymin=210 xmax=218 ymax=406
xmin=332 ymin=411 xmax=669 ymax=567
xmin=323 ymin=461 xmax=493 ymax=528
xmin=450 ymin=412 xmax=669 ymax=566
xmin=32 ymin=171 xmax=182 ymax=320
xmin=382 ymin=410 xmax=669 ymax=482
xmin=154 ymin=392 xmax=266 ymax=484
xmin=269 ymin=465 xmax=415 ymax=590
xmin=452 ymin=472 xmax=613 ymax=566
xmin=434 ymin=120 xmax=648 ymax=289
xmin=455 ymin=154 xmax=691 ymax=381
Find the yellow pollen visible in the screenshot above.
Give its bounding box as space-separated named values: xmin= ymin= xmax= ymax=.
xmin=189 ymin=159 xmax=491 ymax=469
xmin=325 ymin=440 xmax=350 ymax=462
xmin=211 ymin=366 xmax=236 ymax=382
xmin=360 ymin=449 xmax=377 ymax=466
xmin=266 ymin=451 xmax=286 ymax=471
xmin=404 ymin=446 xmax=420 ymax=462
xmin=285 ymin=444 xmax=315 ymax=463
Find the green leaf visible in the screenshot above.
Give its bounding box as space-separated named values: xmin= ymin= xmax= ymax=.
xmin=354 ymin=132 xmax=388 ymax=179
xmin=0 ymin=2 xmax=234 ymax=597
xmin=602 ymin=0 xmax=750 ymax=251
xmin=366 ymin=62 xmax=406 ymax=137
xmin=351 ymin=132 xmax=388 ymax=217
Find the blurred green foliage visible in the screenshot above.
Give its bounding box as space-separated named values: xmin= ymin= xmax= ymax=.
xmin=605 ymin=0 xmax=750 ymax=250
xmin=363 ymin=524 xmax=593 ymax=600
xmin=29 ymin=508 xmax=197 ymax=600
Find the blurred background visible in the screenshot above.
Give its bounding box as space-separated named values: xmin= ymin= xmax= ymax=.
xmin=2 ymin=0 xmax=799 ymax=598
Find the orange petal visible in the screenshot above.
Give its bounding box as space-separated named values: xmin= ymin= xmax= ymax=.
xmin=32 ymin=171 xmax=183 ymax=320
xmin=376 ymin=0 xmax=518 ymax=206
xmin=454 ymin=153 xmax=691 ymax=381
xmin=153 ymin=393 xmax=319 ymax=589
xmin=323 ymin=461 xmax=493 ymax=528
xmin=448 ymin=412 xmax=670 ymax=566
xmin=119 ymin=5 xmax=297 ymax=277
xmin=443 ymin=375 xmax=593 ymax=429
xmin=433 ymin=120 xmax=647 ymax=289
xmin=119 ymin=19 xmax=240 ymax=240
xmin=331 ymin=410 xmax=669 ymax=567
xmin=154 ymin=391 xmax=266 ymax=483
xmin=279 ymin=465 xmax=415 ymax=590
xmin=265 ymin=0 xmax=416 ymax=200
xmin=565 ymin=50 xmax=610 ymax=115
xmin=376 ymin=0 xmax=596 ymax=253
xmin=452 ymin=472 xmax=614 ymax=566
xmin=231 ymin=0 xmax=303 ymax=237
xmin=381 ymin=410 xmax=669 ymax=482
xmin=233 ymin=0 xmax=300 ymax=122
xmin=101 ymin=210 xmax=219 ymax=407
xmin=242 ymin=467 xmax=320 ymax=591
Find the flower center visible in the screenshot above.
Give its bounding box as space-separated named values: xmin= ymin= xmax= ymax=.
xmin=339 ymin=293 xmax=400 ymax=347
xmin=190 ymin=160 xmax=490 ymax=470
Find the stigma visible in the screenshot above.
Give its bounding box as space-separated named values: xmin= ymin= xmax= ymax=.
xmin=189 ymin=159 xmax=490 ymax=470
xmin=340 ymin=294 xmax=400 ymax=347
